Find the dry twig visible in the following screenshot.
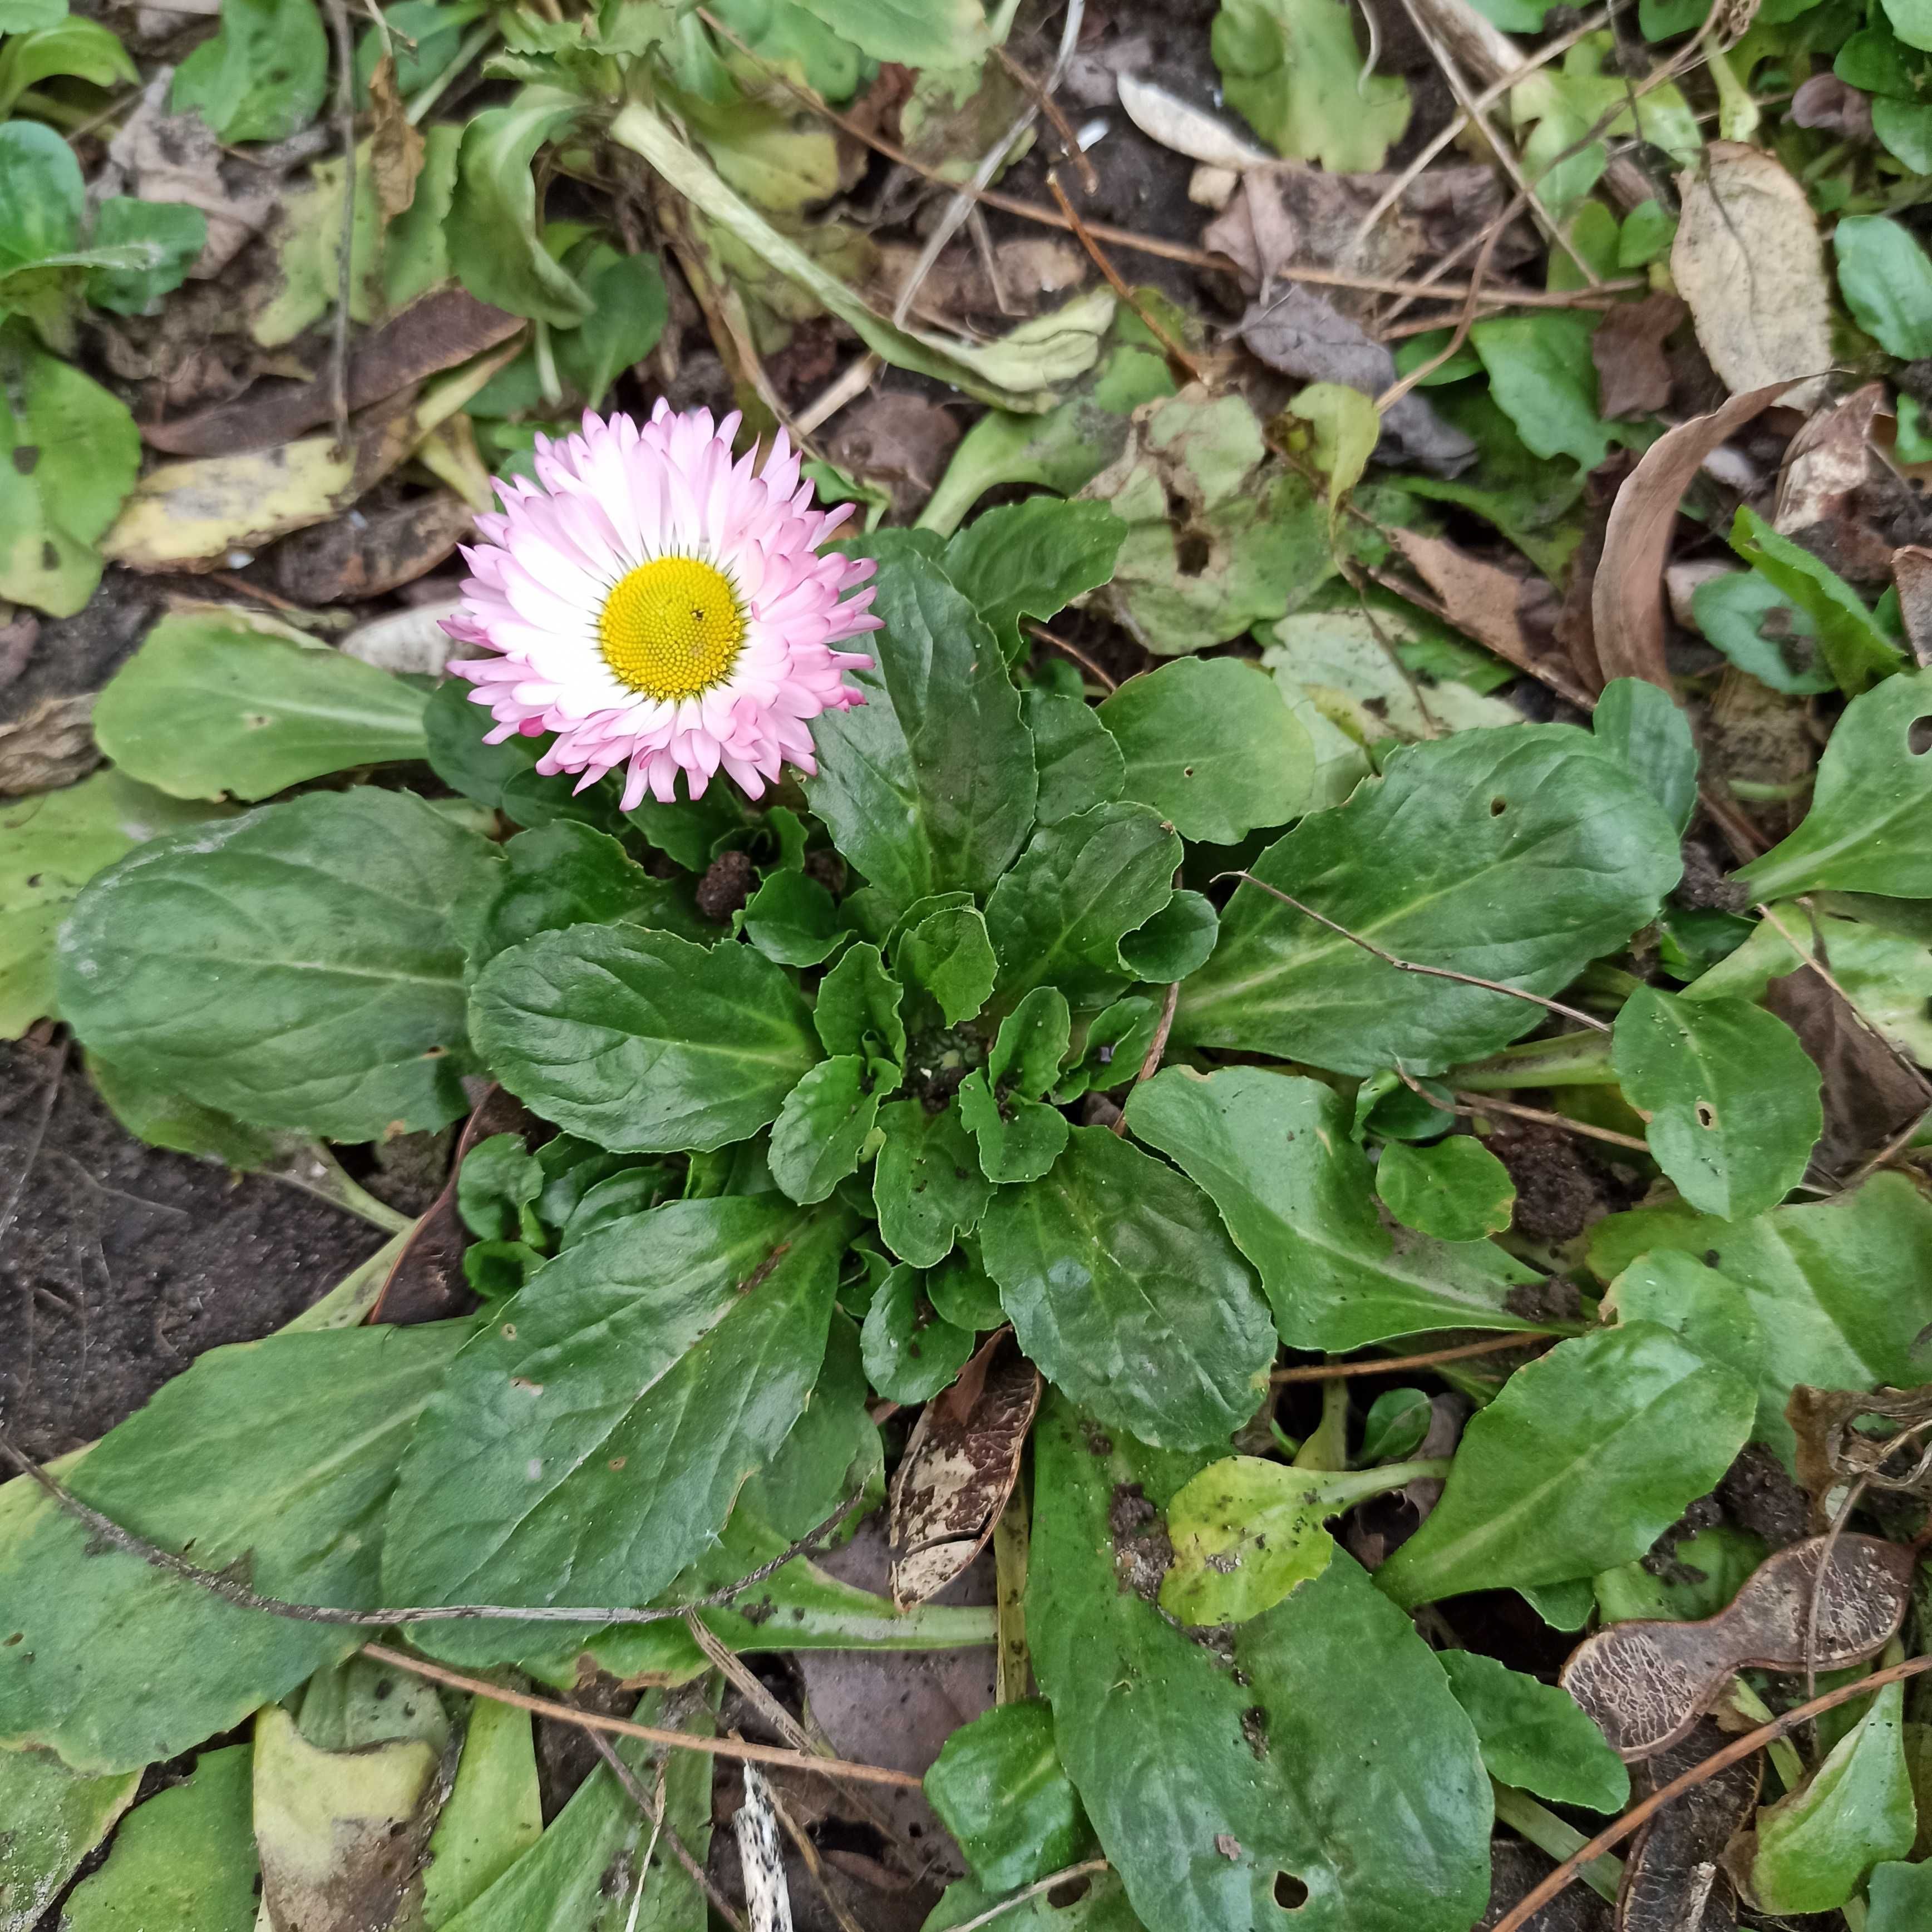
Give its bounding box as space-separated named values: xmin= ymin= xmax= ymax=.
xmin=1271 ymin=1334 xmax=1552 ymax=1382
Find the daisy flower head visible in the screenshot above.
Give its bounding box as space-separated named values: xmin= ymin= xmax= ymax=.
xmin=445 ymin=402 xmax=880 ymax=807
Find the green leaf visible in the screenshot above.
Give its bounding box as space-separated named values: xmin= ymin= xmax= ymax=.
xmin=1835 ymin=215 xmax=1932 ymax=358
xmin=58 ymin=788 xmax=499 ymax=1140
xmin=59 ymin=1743 xmax=258 ymax=1932
xmin=418 ymin=1698 xmax=544 ymax=1928
xmin=1174 ymin=725 xmax=1681 ymax=1075
xmin=807 ymin=548 xmax=1037 ymax=920
xmin=170 ymin=0 xmax=327 ymax=141
xmin=0 ymin=1323 xmax=468 ymax=1773
xmin=0 ymin=1748 xmax=140 ymax=1930
xmin=1611 ymin=985 xmax=1822 ymax=1219
xmin=1375 ymin=1136 xmax=1516 ymax=1241
xmin=770 ymin=1054 xmax=889 ymax=1204
xmin=83 ymin=198 xmax=206 ymax=316
xmin=92 ymin=612 xmax=430 ymax=800
xmin=0 ymin=321 xmax=140 ymax=617
xmin=860 ymin=1259 xmax=976 ymax=1402
xmin=1727 ymin=506 xmax=1904 ymax=697
xmin=551 ymin=244 xmax=668 ymax=405
xmin=1689 ymin=569 xmax=1835 ymax=696
xmin=1126 ymin=1068 xmax=1541 ymax=1350
xmin=0 ymin=0 xmax=68 ymax=33
xmin=1 ymin=771 xmax=223 ymax=1038
xmin=1752 ymin=1680 xmax=1917 ymax=1913
xmin=447 ymin=88 xmax=593 ymax=328
xmin=457 ymin=1132 xmax=544 ymax=1244
xmin=1436 ymin=1652 xmax=1629 ymax=1813
xmin=1593 ymin=677 xmax=1697 ymax=835
xmin=1118 ymin=889 xmax=1218 ymax=984
xmin=924 ymin=1701 xmax=1092 ymax=1894
xmin=1290 ymin=381 xmax=1381 ymax=514
xmin=894 ymin=896 xmax=998 ymax=1026
xmin=1607 ymin=1249 xmax=1765 ymax=1393
xmin=987 ymin=803 xmax=1182 ymax=1007
xmin=1470 ymin=313 xmax=1615 ymax=470
xmin=958 ymin=987 xmax=1073 ymax=1184
xmin=1587 ymin=1173 xmax=1932 ymax=1463
xmin=468 ymin=821 xmax=710 ymax=977
xmin=1213 ymin=0 xmax=1411 ymax=169
xmin=383 ymin=1198 xmax=847 ymax=1654
xmin=813 ymin=940 xmax=906 ymax=1062
xmin=1159 ymin=1456 xmax=1338 ymax=1626
xmin=786 ymin=0 xmax=985 ymax=64
xmin=1025 ymin=689 xmax=1126 ymax=826
xmin=873 ymin=1097 xmax=992 ymax=1267
xmin=1869 ymin=1860 xmax=1932 ymax=1932
xmin=941 ymin=499 xmax=1127 ymax=662
xmin=1029 ymin=1399 xmax=1492 ymax=1932
xmin=1373 ymin=1324 xmax=1756 ymax=1607
xmin=1097 ymin=658 xmax=1313 ymax=844
xmin=470 ymin=925 xmax=819 ymax=1154
xmin=1738 ymin=668 xmax=1932 ymax=899
xmin=979 ymin=1126 xmax=1277 ymax=1450
xmin=741 ymin=868 xmax=846 ymax=967
xmin=0 ymin=17 xmax=136 ymax=115
xmin=1360 ymin=1387 xmax=1432 ymax=1463
xmin=0 ymin=119 xmax=82 ymax=271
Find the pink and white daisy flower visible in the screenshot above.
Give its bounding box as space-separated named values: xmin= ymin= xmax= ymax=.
xmin=445 ymin=402 xmax=880 ymax=807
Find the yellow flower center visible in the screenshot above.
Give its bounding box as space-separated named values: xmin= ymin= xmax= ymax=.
xmin=597 ymin=556 xmax=746 ymax=701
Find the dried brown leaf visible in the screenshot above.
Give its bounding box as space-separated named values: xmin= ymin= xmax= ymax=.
xmin=1774 ymin=383 xmax=1889 ymax=590
xmin=1590 ymin=384 xmax=1787 ymax=691
xmin=273 ymin=493 xmax=475 ymax=604
xmin=0 ymin=692 xmax=96 ymax=796
xmin=1388 ymin=528 xmax=1583 ymax=696
xmin=1671 ymin=145 xmax=1832 ymax=408
xmin=888 ymin=1332 xmax=1041 ymax=1610
xmin=1790 ymin=74 xmax=1874 ymax=144
xmin=827 ymin=392 xmax=963 ymax=522
xmin=144 ymin=290 xmax=524 ymax=457
xmin=366 ymin=57 xmax=426 ymax=225
xmin=1591 ymin=294 xmax=1685 ymax=421
xmin=1560 ymin=1535 xmax=1915 ymax=1759
xmin=1617 ymin=1719 xmax=1756 ymax=1932
xmin=1893 ymin=546 xmax=1932 ymax=667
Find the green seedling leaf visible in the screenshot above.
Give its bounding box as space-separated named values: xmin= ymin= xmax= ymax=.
xmin=925 ymin=1701 xmax=1093 ymax=1894
xmin=1127 ymin=1068 xmax=1541 ymax=1349
xmin=383 ymin=1198 xmax=847 ymax=1660
xmin=448 ymin=87 xmax=592 ymax=326
xmin=1118 ymin=889 xmax=1219 ymax=983
xmin=959 ymin=986 xmax=1072 ymax=1181
xmin=979 ymin=1126 xmax=1277 ymax=1450
xmin=1611 ymin=985 xmax=1822 ymax=1219
xmin=1054 ymin=995 xmax=1159 ymax=1102
xmin=171 ymin=0 xmax=327 ymax=141
xmin=457 ymin=1133 xmax=544 ymax=1245
xmin=741 ymin=868 xmax=847 ymax=966
xmin=986 ymin=802 xmax=1182 ymax=1007
xmin=1080 ymin=389 xmax=1333 ymax=655
xmin=807 ymin=546 xmax=1037 ymax=921
xmin=60 ymin=1743 xmax=258 ymax=1932
xmin=1374 ymin=1324 xmax=1756 ymax=1607
xmin=942 ymin=498 xmax=1127 ymax=662
xmin=1098 ymin=657 xmax=1313 ymax=844
xmin=925 ymin=1242 xmax=1004 ymax=1330
xmin=1360 ymin=1387 xmax=1432 ymax=1463
xmin=1689 ymin=569 xmax=1834 ymax=695
xmin=1029 ymin=1398 xmax=1492 ymax=1932
xmin=891 ymin=896 xmax=998 ymax=1027
xmin=0 ymin=1323 xmax=467 ymax=1772
xmin=0 ymin=321 xmax=140 ymax=617
xmin=59 ymin=787 xmax=498 ymax=1141
xmin=1213 ymin=0 xmax=1411 ymax=169
xmin=787 ymin=0 xmax=985 ymax=65
xmin=1593 ymin=676 xmax=1697 ymax=835
xmin=1738 ymin=668 xmax=1932 ymax=898
xmin=860 ymin=1259 xmax=975 ymax=1402
xmin=612 ymin=99 xmax=1113 ymax=412
xmin=1471 ymin=313 xmax=1618 ymax=470
xmin=1026 ymin=688 xmax=1126 ymax=826
xmin=1728 ymin=506 xmax=1904 ymax=696
xmin=770 ymin=1054 xmax=891 ymax=1204
xmin=1375 ymin=1135 xmax=1516 ymax=1241
xmin=1588 ymin=1173 xmax=1932 ymax=1463
xmin=92 ymin=611 xmax=430 ymax=800
xmin=1 ymin=770 xmax=223 ymax=1038
xmin=1160 ymin=1456 xmax=1340 ymax=1625
xmin=0 ymin=1748 xmax=140 ymax=1930
xmin=1835 ymin=214 xmax=1932 ymax=358
xmin=814 ymin=940 xmax=906 ymax=1062
xmin=1752 ymin=1679 xmax=1917 ymax=1913
xmin=873 ymin=1098 xmax=991 ymax=1267
xmin=467 ymin=821 xmax=711 ymax=977
xmin=420 ymin=1700 xmax=543 ymax=1929
xmin=1437 ymin=1652 xmax=1629 ymax=1812
xmin=470 ymin=925 xmax=818 ymax=1154
xmin=1290 ymin=381 xmax=1381 ymax=514
xmin=1175 ymin=724 xmax=1681 ymax=1075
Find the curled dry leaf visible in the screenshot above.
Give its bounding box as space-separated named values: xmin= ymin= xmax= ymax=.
xmin=0 ymin=692 xmax=97 ymax=796
xmin=1617 ymin=1718 xmax=1759 ymax=1932
xmin=1790 ymin=73 xmax=1874 ymax=144
xmin=1560 ymin=1535 xmax=1915 ymax=1760
xmin=1590 ymin=383 xmax=1788 ymax=691
xmin=142 ymin=290 xmax=524 ymax=457
xmin=1590 ymin=294 xmax=1685 ymax=422
xmin=1787 ymin=1384 xmax=1932 ymax=1520
xmin=1891 ymin=546 xmax=1932 ymax=667
xmin=888 ymin=1331 xmax=1042 ymax=1610
xmin=1773 ymin=382 xmax=1894 ymax=585
xmin=1671 ymin=144 xmax=1832 ymax=409
xmin=339 ymin=599 xmax=464 ymax=676
xmin=273 ymin=493 xmax=477 ymax=604
xmin=1116 ymin=73 xmax=1275 ymax=171
xmin=1388 ymin=527 xmax=1584 ymax=698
